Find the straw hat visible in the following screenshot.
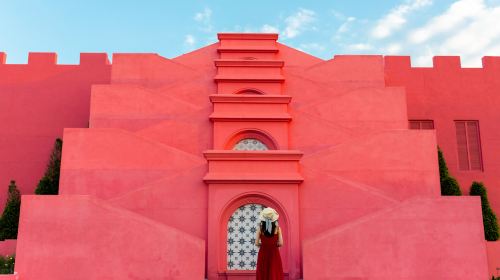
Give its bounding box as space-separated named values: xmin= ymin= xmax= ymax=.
xmin=259 ymin=207 xmax=279 ymax=222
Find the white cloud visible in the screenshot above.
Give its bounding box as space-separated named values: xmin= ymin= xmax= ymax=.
xmin=300 ymin=42 xmax=326 ymax=52
xmin=194 ymin=8 xmax=211 ymax=23
xmin=331 ymin=9 xmax=347 ymax=21
xmin=385 ymin=43 xmax=403 ymax=54
xmin=337 ymin=17 xmax=356 ymax=34
xmin=372 ymin=0 xmax=432 ymax=39
xmin=282 ymin=8 xmax=316 ymax=39
xmin=409 ymin=0 xmax=485 ymax=43
xmin=261 ymin=24 xmax=279 ymax=33
xmin=194 ymin=8 xmax=213 ymax=32
xmin=184 ymin=34 xmax=196 ymax=46
xmin=407 ymin=0 xmax=500 ymax=66
xmin=346 ymin=43 xmax=373 ymax=51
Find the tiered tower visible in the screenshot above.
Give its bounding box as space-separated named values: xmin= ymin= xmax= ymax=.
xmin=204 ymin=33 xmax=302 ymax=280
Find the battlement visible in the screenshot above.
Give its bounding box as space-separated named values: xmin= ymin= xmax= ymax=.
xmin=28 ymin=52 xmax=58 ymax=65
xmin=384 ymin=55 xmax=500 ymax=71
xmin=0 ymin=52 xmax=110 ymax=66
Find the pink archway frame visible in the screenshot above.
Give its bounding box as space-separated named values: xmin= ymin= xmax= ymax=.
xmin=225 ymin=129 xmax=279 ymax=150
xmin=233 ymin=88 xmax=266 ymax=95
xmin=218 ymin=192 xmax=291 ymax=274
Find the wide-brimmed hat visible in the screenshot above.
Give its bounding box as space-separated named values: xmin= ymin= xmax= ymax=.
xmin=259 ymin=207 xmax=279 ymax=222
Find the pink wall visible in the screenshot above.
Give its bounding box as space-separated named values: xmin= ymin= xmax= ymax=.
xmin=0 ymin=239 xmax=16 ymax=256
xmin=487 ymin=241 xmax=500 ymax=278
xmin=385 ymin=56 xmax=500 ymax=217
xmin=303 ymin=197 xmax=489 ymax=280
xmin=15 ymin=195 xmax=205 ymax=280
xmin=0 ymin=52 xmax=111 ymax=206
xmin=2 ymin=34 xmax=497 ymax=279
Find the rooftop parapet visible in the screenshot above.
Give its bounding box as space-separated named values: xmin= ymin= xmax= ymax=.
xmin=385 ymin=55 xmax=500 ymax=71
xmin=0 ymin=52 xmax=109 ymax=66
xmin=482 ymin=56 xmax=500 ymax=70
xmin=80 ymin=53 xmax=110 ymax=66
xmin=432 ymin=56 xmax=461 ymax=69
xmin=217 ymin=33 xmax=278 ymax=40
xmin=217 ymin=33 xmax=279 ymax=59
xmin=28 ymin=52 xmax=57 ymax=65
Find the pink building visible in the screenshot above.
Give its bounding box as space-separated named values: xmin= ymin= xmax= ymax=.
xmin=0 ymin=33 xmax=499 ymax=279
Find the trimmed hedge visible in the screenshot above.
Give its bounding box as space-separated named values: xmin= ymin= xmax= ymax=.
xmin=470 ymin=181 xmax=499 ymax=241
xmin=438 ymin=147 xmax=462 ymax=196
xmin=35 ymin=138 xmax=62 ymax=195
xmin=0 ymin=254 xmax=14 ymax=274
xmin=0 ymin=181 xmax=21 ymax=240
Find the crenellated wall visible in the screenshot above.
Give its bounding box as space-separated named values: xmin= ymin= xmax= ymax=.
xmin=1 ymin=43 xmax=498 ymax=279
xmin=0 ymin=52 xmax=111 ymax=205
xmin=385 ymin=55 xmax=500 ymax=219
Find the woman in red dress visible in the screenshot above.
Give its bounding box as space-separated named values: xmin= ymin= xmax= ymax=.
xmin=255 ymin=207 xmax=284 ymax=280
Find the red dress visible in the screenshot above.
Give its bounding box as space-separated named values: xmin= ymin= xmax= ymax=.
xmin=256 ymin=229 xmax=284 ymax=280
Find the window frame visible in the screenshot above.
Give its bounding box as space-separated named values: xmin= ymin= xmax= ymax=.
xmin=454 ymin=120 xmax=484 ymax=172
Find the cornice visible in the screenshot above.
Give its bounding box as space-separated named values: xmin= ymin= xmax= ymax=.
xmin=203 ymin=173 xmax=304 ymax=184
xmin=209 ymin=94 xmax=291 ymax=104
xmin=217 ymin=33 xmax=279 ymax=40
xmin=214 ymin=75 xmax=284 ymax=83
xmin=208 ymin=113 xmax=291 ymax=122
xmin=214 ymin=59 xmax=284 ymax=67
xmin=203 ymin=150 xmax=303 ymax=161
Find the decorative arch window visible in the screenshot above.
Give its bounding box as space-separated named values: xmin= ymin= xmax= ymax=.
xmin=227 ymin=204 xmax=265 ymax=270
xmin=226 ymin=129 xmax=278 ymax=150
xmin=233 ymin=138 xmax=269 ymax=151
xmin=234 ymin=88 xmax=265 ymax=95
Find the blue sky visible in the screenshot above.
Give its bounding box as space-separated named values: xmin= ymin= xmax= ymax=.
xmin=1 ymin=0 xmax=499 ymax=66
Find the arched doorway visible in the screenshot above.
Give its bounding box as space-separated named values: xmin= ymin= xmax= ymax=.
xmin=215 ymin=193 xmax=293 ymax=279
xmin=226 ymin=203 xmax=264 ymax=270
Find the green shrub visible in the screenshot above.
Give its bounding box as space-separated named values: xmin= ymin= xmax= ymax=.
xmin=35 ymin=138 xmax=62 ymax=195
xmin=0 ymin=254 xmax=14 ymax=274
xmin=470 ymin=181 xmax=499 ymax=241
xmin=441 ymin=176 xmax=462 ymax=196
xmin=438 ymin=146 xmax=449 ymax=179
xmin=438 ymin=147 xmax=462 ymax=196
xmin=0 ymin=181 xmax=21 ymax=240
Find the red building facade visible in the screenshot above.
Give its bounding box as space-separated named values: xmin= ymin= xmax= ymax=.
xmin=0 ymin=33 xmax=499 ymax=279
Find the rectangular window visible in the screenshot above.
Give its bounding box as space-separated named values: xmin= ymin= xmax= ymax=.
xmin=455 ymin=120 xmax=483 ymax=171
xmin=409 ymin=120 xmax=434 ymax=129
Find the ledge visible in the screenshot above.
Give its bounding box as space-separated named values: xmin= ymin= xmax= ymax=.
xmin=218 ymin=271 xmax=290 ymax=279
xmin=209 ymin=113 xmax=291 ymax=122
xmin=203 ymin=150 xmax=303 ymax=161
xmin=217 ymin=33 xmax=278 ymax=40
xmin=204 ymin=173 xmax=303 ymax=184
xmin=217 ymin=47 xmax=279 ymax=54
xmin=209 ymin=94 xmax=291 ymax=104
xmin=214 ymin=59 xmax=284 ymax=67
xmin=214 ymin=75 xmax=285 ymax=83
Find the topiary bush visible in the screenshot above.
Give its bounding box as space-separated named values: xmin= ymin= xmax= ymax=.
xmin=0 ymin=254 xmax=14 ymax=274
xmin=470 ymin=181 xmax=499 ymax=241
xmin=438 ymin=147 xmax=462 ymax=196
xmin=0 ymin=181 xmax=21 ymax=240
xmin=35 ymin=138 xmax=62 ymax=195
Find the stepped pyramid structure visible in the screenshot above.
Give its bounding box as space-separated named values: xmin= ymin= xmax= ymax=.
xmin=0 ymin=33 xmax=498 ymax=279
